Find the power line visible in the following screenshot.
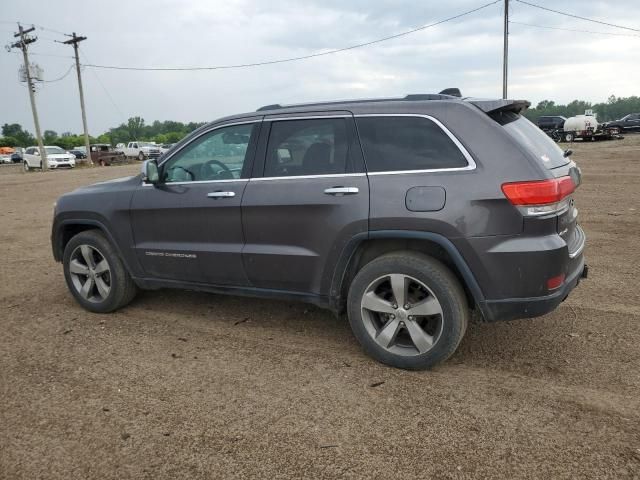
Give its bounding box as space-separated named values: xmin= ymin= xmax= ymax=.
xmin=41 ymin=64 xmax=75 ymax=82
xmin=514 ymin=0 xmax=640 ymax=33
xmin=78 ymin=46 xmax=128 ymax=123
xmin=79 ymin=0 xmax=501 ymax=71
xmin=510 ymin=20 xmax=640 ymax=38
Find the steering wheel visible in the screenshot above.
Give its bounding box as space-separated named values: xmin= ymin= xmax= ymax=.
xmin=203 ymin=159 xmax=233 ymax=180
xmin=165 ymin=165 xmax=195 ymax=182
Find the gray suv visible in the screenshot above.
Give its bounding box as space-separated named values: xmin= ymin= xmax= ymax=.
xmin=52 ymin=92 xmax=587 ymax=370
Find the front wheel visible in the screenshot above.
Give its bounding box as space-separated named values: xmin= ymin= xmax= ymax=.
xmin=347 ymin=252 xmax=468 ymax=370
xmin=63 ymin=230 xmax=137 ymax=313
xmin=23 ymin=161 xmax=30 ymax=172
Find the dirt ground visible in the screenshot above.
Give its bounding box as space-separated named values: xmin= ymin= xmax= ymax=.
xmin=1 ymin=136 xmax=639 ymax=479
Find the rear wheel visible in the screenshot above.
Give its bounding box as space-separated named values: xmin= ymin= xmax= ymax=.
xmin=347 ymin=252 xmax=468 ymax=370
xmin=564 ymin=132 xmax=574 ymax=142
xmin=63 ymin=230 xmax=137 ymax=313
xmin=137 ymin=151 xmax=145 ymax=161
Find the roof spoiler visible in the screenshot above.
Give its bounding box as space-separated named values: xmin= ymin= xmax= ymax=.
xmin=470 ymin=99 xmax=531 ymax=114
xmin=439 ymin=87 xmax=462 ymax=97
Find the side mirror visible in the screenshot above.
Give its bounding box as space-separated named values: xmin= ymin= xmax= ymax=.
xmin=141 ymin=159 xmax=160 ymax=184
xmin=34 ymin=150 xmax=40 ymax=156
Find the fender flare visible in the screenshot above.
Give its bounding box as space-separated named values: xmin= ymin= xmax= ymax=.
xmin=52 ymin=218 xmax=136 ymax=276
xmin=329 ymin=230 xmax=486 ymax=311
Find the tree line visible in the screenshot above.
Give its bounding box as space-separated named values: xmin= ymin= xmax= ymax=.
xmin=1 ymin=94 xmax=639 ymax=148
xmin=523 ymin=95 xmax=640 ymax=123
xmin=0 ymin=117 xmax=206 ymax=149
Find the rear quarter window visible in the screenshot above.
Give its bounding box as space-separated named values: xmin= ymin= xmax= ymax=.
xmin=356 ymin=116 xmax=469 ymax=172
xmin=493 ymin=112 xmax=569 ymax=169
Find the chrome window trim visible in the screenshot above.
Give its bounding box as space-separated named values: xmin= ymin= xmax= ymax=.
xmin=141 ymin=178 xmax=247 ymax=187
xmin=250 ymin=173 xmax=366 ymax=182
xmin=264 ymin=115 xmax=352 ymax=121
xmin=354 ymin=113 xmax=477 ymax=175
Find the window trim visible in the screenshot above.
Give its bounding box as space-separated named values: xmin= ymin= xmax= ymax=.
xmin=151 ymin=120 xmax=260 ymax=185
xmin=354 ymin=113 xmax=477 ymax=175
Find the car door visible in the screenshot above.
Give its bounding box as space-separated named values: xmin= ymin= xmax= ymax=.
xmin=627 ymin=114 xmax=640 ymax=131
xmin=24 ymin=147 xmax=40 ymax=168
xmin=241 ymin=112 xmax=369 ymax=295
xmin=130 ymin=119 xmax=261 ymax=286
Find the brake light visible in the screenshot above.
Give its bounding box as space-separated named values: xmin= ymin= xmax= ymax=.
xmin=501 ymin=177 xmax=575 ymax=205
xmin=502 ymin=176 xmax=576 ymax=217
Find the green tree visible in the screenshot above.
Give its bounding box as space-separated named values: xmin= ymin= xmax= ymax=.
xmin=0 ymin=136 xmax=18 ymax=147
xmin=44 ymin=130 xmax=58 ymax=144
xmin=1 ymin=123 xmax=35 ymax=147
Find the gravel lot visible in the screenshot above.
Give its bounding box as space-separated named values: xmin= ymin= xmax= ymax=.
xmin=1 ymin=137 xmax=639 ymax=479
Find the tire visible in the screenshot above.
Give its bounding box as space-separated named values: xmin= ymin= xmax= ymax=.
xmin=347 ymin=252 xmax=468 ymax=370
xmin=137 ymin=151 xmax=145 ymax=161
xmin=564 ymin=132 xmax=574 ymax=142
xmin=99 ymin=159 xmax=105 ymax=167
xmin=63 ymin=230 xmax=137 ymax=313
xmin=23 ymin=161 xmax=30 ymax=172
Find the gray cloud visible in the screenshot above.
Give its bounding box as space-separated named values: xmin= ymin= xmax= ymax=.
xmin=1 ymin=0 xmax=639 ymax=136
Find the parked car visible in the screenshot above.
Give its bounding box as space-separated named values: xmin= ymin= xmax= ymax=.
xmin=23 ymin=146 xmax=76 ymax=171
xmin=89 ymin=144 xmax=127 ymax=166
xmin=0 ymin=153 xmax=12 ymax=164
xmin=603 ymin=113 xmax=640 ymax=133
xmin=69 ymin=149 xmax=87 ymax=159
xmin=536 ymin=115 xmax=566 ymax=131
xmin=11 ymin=149 xmax=23 ymax=163
xmin=116 ymin=141 xmax=161 ymax=161
xmin=51 ymin=91 xmax=587 ymax=370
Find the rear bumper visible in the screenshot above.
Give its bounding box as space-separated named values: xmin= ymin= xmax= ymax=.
xmin=479 ymin=257 xmax=587 ymax=322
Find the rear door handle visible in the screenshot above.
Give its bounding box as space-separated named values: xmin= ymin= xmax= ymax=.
xmin=207 ymin=191 xmax=236 ymax=199
xmin=324 ymin=187 xmax=359 ymax=196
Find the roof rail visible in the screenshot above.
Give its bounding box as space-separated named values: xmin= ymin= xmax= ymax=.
xmin=256 ymin=91 xmax=462 ymax=112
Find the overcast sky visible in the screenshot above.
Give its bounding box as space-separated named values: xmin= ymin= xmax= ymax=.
xmin=1 ymin=0 xmax=639 ymax=135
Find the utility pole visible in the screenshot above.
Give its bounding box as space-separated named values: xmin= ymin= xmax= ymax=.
xmin=502 ymin=0 xmax=509 ymax=99
xmin=9 ymin=24 xmax=47 ymax=169
xmin=60 ymin=33 xmax=92 ymax=165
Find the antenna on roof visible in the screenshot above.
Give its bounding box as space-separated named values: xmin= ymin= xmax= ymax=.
xmin=439 ymin=88 xmax=462 ymax=97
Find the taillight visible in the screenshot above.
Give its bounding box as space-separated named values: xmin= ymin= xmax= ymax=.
xmin=502 ymin=176 xmax=576 ymax=216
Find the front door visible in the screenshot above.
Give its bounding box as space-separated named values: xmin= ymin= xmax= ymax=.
xmin=130 ymin=120 xmax=261 ymax=286
xmin=241 ymin=113 xmax=369 ymax=295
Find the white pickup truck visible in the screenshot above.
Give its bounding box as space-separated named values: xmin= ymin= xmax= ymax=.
xmin=116 ymin=141 xmax=162 ymax=161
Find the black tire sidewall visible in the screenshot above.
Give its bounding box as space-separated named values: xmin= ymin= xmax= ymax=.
xmin=62 ymin=230 xmax=129 ymax=313
xmin=347 ymin=253 xmax=468 ymax=370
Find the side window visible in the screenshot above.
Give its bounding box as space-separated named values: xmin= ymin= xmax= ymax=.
xmin=356 ymin=116 xmax=469 ymax=172
xmin=264 ymin=118 xmax=351 ymax=177
xmin=162 ymin=123 xmax=256 ymax=183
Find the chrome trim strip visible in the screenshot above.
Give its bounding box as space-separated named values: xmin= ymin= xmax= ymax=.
xmin=250 ymin=173 xmax=366 ymax=182
xmin=568 ymin=225 xmax=586 ymax=259
xmin=141 ymin=178 xmax=247 ymax=187
xmin=264 ymin=115 xmax=352 ymax=121
xmin=353 ymin=113 xmax=476 ymax=174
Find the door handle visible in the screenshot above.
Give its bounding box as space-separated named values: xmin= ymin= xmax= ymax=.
xmin=207 ymin=191 xmax=236 ymax=198
xmin=324 ymin=187 xmax=359 ymax=196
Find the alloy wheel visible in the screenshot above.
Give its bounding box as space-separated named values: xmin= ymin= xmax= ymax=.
xmin=68 ymin=245 xmax=112 ymax=303
xmin=360 ymin=274 xmax=443 ymax=356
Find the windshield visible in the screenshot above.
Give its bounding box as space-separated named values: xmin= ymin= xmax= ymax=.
xmin=496 ymin=113 xmax=569 ymax=169
xmin=45 ymin=147 xmax=66 ymax=155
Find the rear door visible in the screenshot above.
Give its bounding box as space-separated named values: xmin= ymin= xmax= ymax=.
xmin=241 ymin=112 xmax=369 ymax=295
xmin=130 ymin=120 xmax=261 ymax=286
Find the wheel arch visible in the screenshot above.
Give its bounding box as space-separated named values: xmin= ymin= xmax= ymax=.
xmin=329 ymin=230 xmax=486 ymax=317
xmin=52 ymin=219 xmax=133 ymax=275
